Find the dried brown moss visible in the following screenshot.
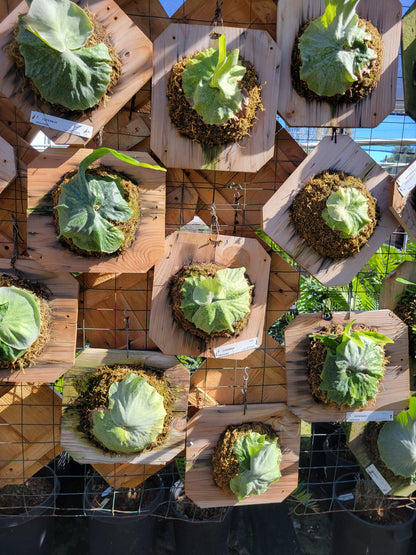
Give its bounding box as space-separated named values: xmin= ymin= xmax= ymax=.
xmin=307 ymin=324 xmax=387 ymax=408
xmin=212 ymin=422 xmax=278 ymax=494
xmin=7 ymin=7 xmax=122 ymax=114
xmin=72 ymin=364 xmax=177 ymax=455
xmin=169 ymin=263 xmax=253 ymax=341
xmin=290 ymin=171 xmax=378 ymax=260
xmin=291 ymin=18 xmax=383 ymax=104
xmin=51 ymin=165 xmax=140 ymax=258
xmin=167 ymin=55 xmax=262 ymax=149
xmin=0 ymin=274 xmax=52 ymax=372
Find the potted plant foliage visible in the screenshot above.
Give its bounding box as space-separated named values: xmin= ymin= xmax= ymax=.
xmin=151 ymin=23 xmax=279 ymax=171
xmin=276 ymin=0 xmax=401 ymax=127
xmin=27 ymin=147 xmax=166 ymax=273
xmin=61 ymin=349 xmax=190 ymax=465
xmin=0 ymin=0 xmax=153 ymax=144
xmin=284 ymin=310 xmax=409 ymax=422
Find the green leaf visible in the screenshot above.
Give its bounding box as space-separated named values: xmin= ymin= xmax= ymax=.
xmin=299 ymin=0 xmax=377 ymax=97
xmin=78 ymin=148 xmax=167 ymax=175
xmin=378 ymin=416 xmax=416 ymax=478
xmin=180 ymin=267 xmax=252 ymax=335
xmin=91 ymin=373 xmax=167 ymax=454
xmin=322 ymin=187 xmax=372 ymax=238
xmin=182 ymin=34 xmax=247 ymax=125
xmin=21 ymin=0 xmax=92 ymax=52
xmin=0 ymin=286 xmax=41 ymax=362
xmin=229 ymin=431 xmax=282 ymax=501
xmin=16 ymin=0 xmax=112 ymax=110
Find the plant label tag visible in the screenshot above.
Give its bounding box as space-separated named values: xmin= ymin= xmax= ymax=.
xmin=365 ymin=464 xmax=392 ymax=494
xmin=337 ymin=493 xmax=354 ymax=502
xmin=213 ymin=337 xmax=259 ymax=358
xmin=396 ymin=161 xmax=416 ymax=196
xmin=30 ymin=111 xmax=93 ymax=139
xmin=346 ymin=411 xmax=393 ymax=422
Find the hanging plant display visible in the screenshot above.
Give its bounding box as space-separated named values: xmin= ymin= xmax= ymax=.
xmin=284 ymin=310 xmax=409 ymax=422
xmin=152 ymin=23 xmax=279 ymax=171
xmin=170 ymin=264 xmax=253 ymax=341
xmin=149 ymin=232 xmax=271 ymax=359
xmin=0 ymin=0 xmax=153 ymax=144
xmin=212 ymin=423 xmax=282 ymax=501
xmin=290 ymin=170 xmax=378 ymax=260
xmin=275 ymin=0 xmax=401 ymax=127
xmin=262 ymin=135 xmax=397 ymax=286
xmin=292 ymin=0 xmax=383 ymax=104
xmin=61 ymin=349 xmax=190 ymax=465
xmin=27 ymin=148 xmax=166 ymax=273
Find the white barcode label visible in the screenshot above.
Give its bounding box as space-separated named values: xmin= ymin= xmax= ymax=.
xmin=346 ymin=411 xmax=393 ymax=422
xmin=366 ymin=464 xmax=392 ymax=494
xmin=396 ymin=161 xmax=416 ymax=196
xmin=30 ymin=111 xmax=93 ymax=138
xmin=213 ymin=337 xmax=259 ymax=358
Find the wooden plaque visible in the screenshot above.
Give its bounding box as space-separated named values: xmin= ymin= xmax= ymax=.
xmin=61 ymin=348 xmax=190 ymax=465
xmin=0 ymin=0 xmax=153 ymax=145
xmin=0 ymin=135 xmax=15 ymax=194
xmin=91 ymin=463 xmax=165 ymax=489
xmin=151 ymin=23 xmax=280 ymax=171
xmin=149 ymin=231 xmax=271 ymax=359
xmin=185 ymin=404 xmax=300 ymax=507
xmin=262 ymin=135 xmax=398 ymax=287
xmin=390 ymin=160 xmax=416 ymax=243
xmin=27 ymin=148 xmax=166 ymax=273
xmin=0 ymin=258 xmax=78 ymax=383
xmin=276 ymin=0 xmax=401 ymax=127
xmin=284 ymin=310 xmax=409 ymax=422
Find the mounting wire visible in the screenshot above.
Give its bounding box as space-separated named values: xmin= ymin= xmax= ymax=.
xmin=124 ymin=309 xmax=130 ymax=358
xmin=242 ymin=367 xmax=249 ymax=415
xmin=211 ymin=1 xmax=223 ymax=27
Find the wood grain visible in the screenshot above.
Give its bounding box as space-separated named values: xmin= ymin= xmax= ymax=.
xmin=276 ymin=0 xmax=401 ymax=127
xmin=27 ymin=148 xmax=165 ymax=273
xmin=185 ymin=404 xmax=300 ymax=507
xmin=0 ymin=258 xmax=79 ymax=383
xmin=61 ymin=349 xmax=190 ymax=465
xmin=91 ymin=462 xmax=165 ymax=488
xmin=0 ymin=135 xmax=15 ymax=194
xmin=0 ymin=383 xmax=62 ymax=487
xmin=151 ymin=24 xmax=280 ymax=171
xmin=390 ymin=160 xmax=416 ymax=243
xmin=262 ymin=135 xmax=398 ymax=286
xmin=149 ymin=231 xmax=271 ymax=359
xmin=284 ymin=310 xmax=409 ymax=422
xmin=0 ymin=0 xmax=153 ymax=145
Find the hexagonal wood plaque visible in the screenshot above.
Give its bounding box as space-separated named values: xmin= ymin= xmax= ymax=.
xmin=0 ymin=0 xmax=152 ymax=145
xmin=390 ymin=160 xmax=416 ymax=243
xmin=61 ymin=348 xmax=190 ymax=465
xmin=276 ymin=0 xmax=401 ymax=127
xmin=27 ymin=148 xmax=165 ymax=273
xmin=149 ymin=231 xmax=271 ymax=359
xmin=0 ymin=135 xmax=15 ymax=194
xmin=0 ymin=258 xmax=78 ymax=383
xmin=185 ymin=404 xmax=300 ymax=507
xmin=151 ymin=23 xmax=280 ymax=171
xmin=284 ymin=310 xmax=409 ymax=422
xmin=262 ymin=135 xmax=398 ymax=286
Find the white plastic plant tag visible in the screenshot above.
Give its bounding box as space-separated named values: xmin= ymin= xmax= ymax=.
xmin=213 ymin=337 xmax=259 ymax=358
xmin=30 ymin=111 xmax=93 ymax=139
xmin=396 ymin=161 xmax=416 ymax=197
xmin=346 ymin=411 xmax=393 ymax=422
xmin=365 ymin=464 xmax=392 ymax=494
xmin=337 ymin=492 xmax=354 ymax=502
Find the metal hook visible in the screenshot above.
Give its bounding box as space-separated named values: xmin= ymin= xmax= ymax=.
xmin=242 ymin=367 xmax=249 ymax=415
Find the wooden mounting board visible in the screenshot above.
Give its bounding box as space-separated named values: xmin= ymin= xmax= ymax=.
xmin=190 ymin=344 xmax=287 ymax=407
xmin=27 ymin=148 xmax=166 ymax=273
xmin=348 ymin=422 xmax=416 ymax=497
xmin=390 ymin=160 xmax=416 ymax=243
xmin=0 ymin=383 xmax=62 ymax=487
xmin=61 ymin=348 xmax=190 ymax=465
xmin=91 ymin=462 xmax=165 ymax=489
xmin=276 ymin=0 xmax=401 ymax=127
xmin=149 ymin=231 xmax=271 ymax=359
xmin=262 ymin=135 xmax=398 ymax=287
xmin=0 ymin=135 xmax=15 ymax=194
xmin=402 ymin=1 xmax=416 ymax=123
xmin=185 ymin=404 xmax=300 ymax=507
xmin=151 ymin=23 xmax=280 ymax=171
xmin=380 ymin=261 xmax=416 ymax=311
xmin=0 ymin=0 xmax=153 ymax=145
xmin=284 ymin=310 xmax=409 ymax=422
xmin=0 ymin=258 xmax=79 ymax=383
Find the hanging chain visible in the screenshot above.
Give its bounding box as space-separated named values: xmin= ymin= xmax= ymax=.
xmin=242 ymin=366 xmax=249 ymax=415
xmin=228 ymin=182 xmax=243 ymax=234
xmin=10 ymin=213 xmax=24 ymax=274
xmin=211 ymin=1 xmax=223 ymax=27
xmin=209 ymin=203 xmax=222 ymax=246
xmin=124 ymin=309 xmax=130 ymax=358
